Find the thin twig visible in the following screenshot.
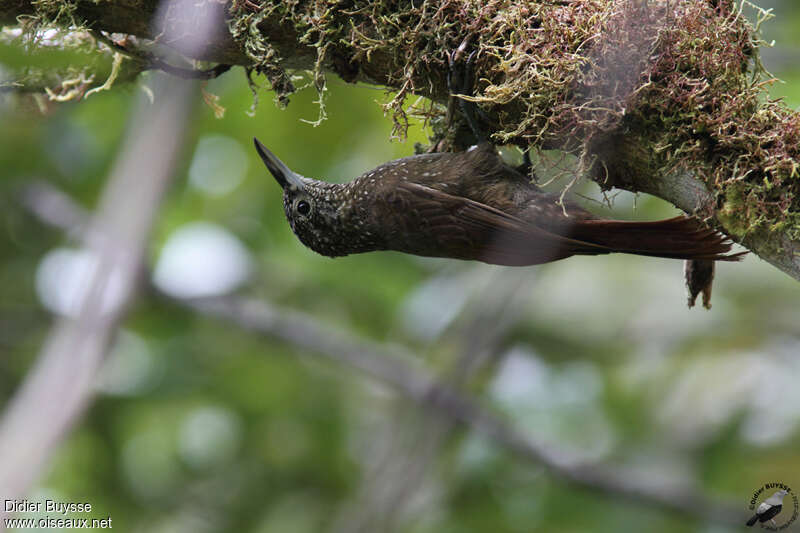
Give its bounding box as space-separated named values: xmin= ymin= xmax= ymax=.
xmin=147 ymin=58 xmax=232 ymax=80
xmin=91 ymin=29 xmax=233 ymax=80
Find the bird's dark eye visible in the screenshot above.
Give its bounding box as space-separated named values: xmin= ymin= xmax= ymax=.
xmin=296 ymin=200 xmax=311 ymax=216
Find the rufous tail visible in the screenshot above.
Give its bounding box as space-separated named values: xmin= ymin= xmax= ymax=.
xmin=570 ymin=216 xmax=745 ymax=261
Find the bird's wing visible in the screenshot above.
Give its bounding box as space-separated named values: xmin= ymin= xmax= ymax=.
xmin=761 ymin=504 xmax=783 ymax=521
xmin=757 ymin=502 xmax=771 ymax=514
xmin=381 ymin=182 xmax=611 ymax=266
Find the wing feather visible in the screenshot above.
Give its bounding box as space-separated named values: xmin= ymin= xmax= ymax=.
xmin=383 ymin=183 xmax=611 ymax=266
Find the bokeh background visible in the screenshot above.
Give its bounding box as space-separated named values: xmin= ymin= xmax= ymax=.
xmin=2 ymin=1 xmax=800 ymax=531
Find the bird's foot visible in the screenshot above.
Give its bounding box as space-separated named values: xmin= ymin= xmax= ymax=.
xmin=447 ymin=40 xmax=490 ymax=145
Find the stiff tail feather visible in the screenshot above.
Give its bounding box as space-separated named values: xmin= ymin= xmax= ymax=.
xmin=569 ymin=216 xmax=746 ymax=261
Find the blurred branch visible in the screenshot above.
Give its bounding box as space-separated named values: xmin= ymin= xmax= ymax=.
xmin=20 ymin=181 xmax=745 ymax=526
xmin=0 ymin=0 xmax=216 ymax=504
xmin=189 ymin=296 xmax=745 ymax=526
xmin=0 ymin=76 xmax=196 ymax=501
xmin=331 ymin=270 xmax=530 ymax=533
xmin=0 ymin=0 xmax=246 ymax=65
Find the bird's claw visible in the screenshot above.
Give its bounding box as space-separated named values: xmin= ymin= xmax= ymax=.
xmin=447 ymin=41 xmax=487 ymax=145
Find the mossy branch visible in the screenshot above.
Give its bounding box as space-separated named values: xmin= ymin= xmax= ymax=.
xmin=3 ymin=0 xmax=800 ymax=280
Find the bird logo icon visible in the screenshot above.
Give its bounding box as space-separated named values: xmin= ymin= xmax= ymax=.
xmin=747 ymin=484 xmax=798 ymax=530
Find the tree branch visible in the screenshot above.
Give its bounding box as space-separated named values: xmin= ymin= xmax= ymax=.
xmin=19 ymin=181 xmax=746 ymax=526
xmin=5 ymin=0 xmax=797 ymax=281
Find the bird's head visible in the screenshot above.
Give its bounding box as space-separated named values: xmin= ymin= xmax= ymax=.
xmin=253 ymin=137 xmax=353 ymax=257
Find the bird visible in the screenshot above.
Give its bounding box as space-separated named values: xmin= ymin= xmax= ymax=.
xmin=253 ymin=137 xmax=744 ymax=268
xmin=747 ymin=489 xmax=789 ymax=527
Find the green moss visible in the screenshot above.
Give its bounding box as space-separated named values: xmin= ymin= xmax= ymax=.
xmin=227 ymin=0 xmax=799 ymax=243
xmin=1 ymin=1 xmax=137 ymax=101
xmin=7 ymin=0 xmax=798 ymax=243
xmin=718 ymin=182 xmax=756 ymax=238
xmin=228 ymin=3 xmax=295 ymax=108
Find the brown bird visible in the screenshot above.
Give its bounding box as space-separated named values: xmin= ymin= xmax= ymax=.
xmin=254 ymin=138 xmax=743 ymax=268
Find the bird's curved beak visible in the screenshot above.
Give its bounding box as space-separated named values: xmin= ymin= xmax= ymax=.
xmin=253 ymin=137 xmax=306 ymax=191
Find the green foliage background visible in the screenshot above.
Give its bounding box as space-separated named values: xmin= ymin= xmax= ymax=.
xmin=2 ymin=2 xmax=800 ymax=531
